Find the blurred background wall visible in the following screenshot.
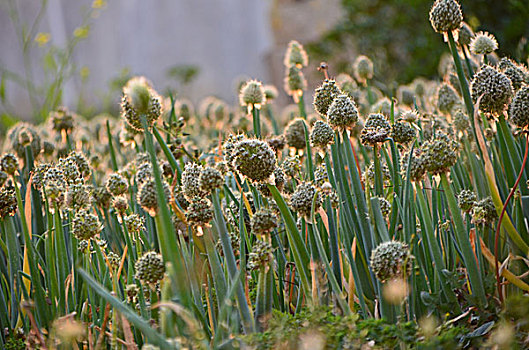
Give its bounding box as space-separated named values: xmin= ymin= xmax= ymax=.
xmin=0 ymin=0 xmax=341 ymax=121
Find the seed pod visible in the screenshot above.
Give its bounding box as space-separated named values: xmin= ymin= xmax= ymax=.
xmin=239 ymin=79 xmax=265 ymax=111
xmin=391 ymin=121 xmax=416 ymax=144
xmin=509 ymin=85 xmax=529 ymax=129
xmin=422 ymin=131 xmax=458 ymax=174
xmin=313 ymin=80 xmax=342 ymax=116
xmin=470 ymin=32 xmax=498 ymax=55
xmin=0 ymin=185 xmax=17 ymax=218
xmin=290 ymin=182 xmax=321 ymax=218
xmin=471 ymin=65 xmax=513 ymax=116
xmin=285 ymin=118 xmax=307 ymax=150
xmin=135 ymin=251 xmax=165 ymax=285
xmin=106 ymin=173 xmax=129 ymax=196
xmin=199 ymin=166 xmax=224 ymax=194
xmin=284 ymin=40 xmax=308 ymax=68
xmin=310 ymin=120 xmax=334 ymax=150
xmin=437 ymin=83 xmax=460 ymax=115
xmin=0 ymin=153 xmax=19 ymax=175
xmin=429 ymin=0 xmax=463 ymax=34
xmin=251 ymin=208 xmax=278 ymax=235
xmin=353 ymin=55 xmax=374 ymax=84
xmin=360 ymin=113 xmax=391 ymax=146
xmin=137 ymin=178 xmax=171 ymax=216
xmin=326 ymin=94 xmax=359 ymax=131
xmin=472 ymin=197 xmax=498 ymax=225
xmin=232 ymin=139 xmax=276 ymax=183
xmin=370 ymin=241 xmax=414 ymax=282
xmin=457 ymin=189 xmax=477 ymax=212
xmin=72 ymin=209 xmax=102 ymax=240
xmin=247 ymin=240 xmax=274 ymax=270
xmin=121 ymin=76 xmax=163 ymax=132
xmin=185 ymin=197 xmax=214 ymax=228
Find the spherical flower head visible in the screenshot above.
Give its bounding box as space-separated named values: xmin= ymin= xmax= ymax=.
xmin=284 ymin=66 xmax=307 ymax=101
xmin=437 ymin=83 xmax=460 ymax=114
xmin=43 ymin=141 xmax=55 ymax=156
xmin=397 ymin=86 xmax=415 ymax=106
xmin=232 ymin=139 xmax=276 ymax=183
xmin=251 ymin=208 xmax=278 ymax=235
xmin=363 ymin=161 xmax=392 ymax=188
xmin=509 ymin=85 xmax=529 ymax=129
xmin=6 ymin=123 xmax=42 ymax=159
xmin=181 ymin=162 xmax=205 ymax=199
xmin=370 ymin=97 xmax=393 ymax=117
xmin=391 ymin=121 xmax=416 ymax=144
xmin=422 ymin=131 xmax=458 ymax=174
xmin=499 ymin=58 xmax=527 ymax=91
xmin=135 ymin=251 xmax=165 ymax=285
xmin=400 ymin=149 xmax=426 ymax=182
xmin=310 ymin=120 xmax=334 ymax=149
xmin=112 ymin=196 xmax=129 ymax=215
xmin=400 ymin=110 xmax=419 ymax=123
xmin=285 ymin=118 xmax=307 ymax=150
xmin=135 ymin=162 xmax=154 ymax=186
xmin=257 ymin=167 xmax=286 ymax=197
xmin=222 ymin=134 xmax=245 ymax=168
xmin=263 ymin=84 xmax=279 ymax=102
xmin=239 ymin=79 xmax=265 ymax=111
xmin=377 ymin=197 xmax=391 ymax=217
xmin=0 ymin=185 xmax=17 ymax=219
xmin=65 ymin=181 xmax=92 ymax=211
xmin=266 ymin=135 xmax=286 ymax=153
xmin=313 ymin=79 xmax=342 ymax=116
xmin=0 ymin=153 xmax=19 ymax=175
xmin=121 ymin=76 xmax=163 ymax=132
xmin=185 ymin=197 xmax=213 ymax=228
xmin=137 ymin=178 xmax=171 ymax=216
xmin=290 ymin=182 xmax=321 ymax=218
xmin=470 ymin=32 xmax=498 ymax=55
xmin=452 ymin=108 xmax=470 ymax=132
xmin=198 ymin=166 xmax=224 ymax=194
xmin=370 ymin=240 xmax=414 ymax=282
xmin=0 ymin=171 xmax=7 ymax=187
xmin=68 ymin=151 xmax=91 ymax=180
xmin=92 ymin=186 xmax=112 ymax=209
xmin=282 ymin=155 xmax=301 ymax=178
xmin=353 ymin=55 xmax=374 ymax=84
xmin=336 ymin=73 xmax=361 ymax=102
xmin=429 ymin=0 xmax=462 ymax=34
xmin=314 ymin=166 xmax=329 ymax=187
xmin=57 ymin=157 xmax=81 ymax=185
xmin=360 ymin=113 xmax=391 ymax=146
xmin=471 ymin=197 xmax=498 ymax=225
xmin=107 ymin=252 xmax=120 ymax=270
xmin=173 ymin=186 xmax=190 ymax=210
xmin=326 ymin=94 xmax=359 ymax=131
xmin=248 ymin=239 xmax=274 ymax=270
xmin=458 ymin=22 xmax=474 ymax=46
xmin=284 ymin=40 xmax=308 ymax=68
xmin=72 ymin=209 xmax=102 ymax=240
xmin=457 ymin=189 xmax=476 ymax=212
xmin=125 ymin=213 xmax=146 ymax=234
xmin=471 ymin=65 xmax=513 ymax=116
xmin=105 ymin=173 xmax=128 ymax=197
xmin=50 ymin=106 xmax=75 ymax=133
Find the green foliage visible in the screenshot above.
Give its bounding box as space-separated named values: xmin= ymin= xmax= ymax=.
xmin=307 ymin=0 xmax=529 ymax=84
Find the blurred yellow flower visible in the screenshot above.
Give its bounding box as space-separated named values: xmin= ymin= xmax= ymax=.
xmin=74 ymin=26 xmax=90 ymax=39
xmin=35 ymin=32 xmax=50 ymax=47
xmin=80 ymin=66 xmax=90 ymax=81
xmin=92 ymin=0 xmax=107 ymax=9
